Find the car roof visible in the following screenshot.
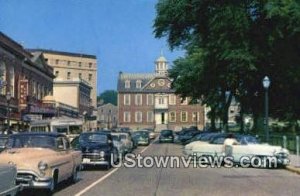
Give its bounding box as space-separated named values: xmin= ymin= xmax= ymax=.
xmin=9 ymin=132 xmax=66 ymax=137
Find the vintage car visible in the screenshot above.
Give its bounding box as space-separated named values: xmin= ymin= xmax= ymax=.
xmin=78 ymin=132 xmax=119 ymax=169
xmin=184 ymin=134 xmax=290 ymax=167
xmin=0 ymin=132 xmax=82 ymax=193
xmin=0 ymin=164 xmax=22 ymax=196
xmin=159 ymin=130 xmax=174 ymax=143
xmin=119 ymin=132 xmax=133 ymax=152
xmin=133 ymin=131 xmax=150 ymax=146
xmin=0 ymin=134 xmax=8 ymax=152
xmin=111 ymin=133 xmax=127 ymax=156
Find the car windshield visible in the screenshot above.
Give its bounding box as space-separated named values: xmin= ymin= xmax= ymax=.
xmin=238 ymin=136 xmax=259 ymax=145
xmin=112 ymin=135 xmax=120 ymax=141
xmin=7 ymin=135 xmax=56 ymax=149
xmin=120 ymin=135 xmax=127 ymax=140
xmin=201 ymin=133 xmax=219 ymax=141
xmin=161 ymin=130 xmax=172 ymax=136
xmin=80 ymin=133 xmax=108 ymax=144
xmin=136 ymin=131 xmax=148 ymax=137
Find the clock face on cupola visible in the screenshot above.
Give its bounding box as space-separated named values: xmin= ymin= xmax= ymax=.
xmin=144 ymin=78 xmax=172 ymax=91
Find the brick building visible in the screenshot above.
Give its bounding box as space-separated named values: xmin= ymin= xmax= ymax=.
xmin=0 ymin=32 xmax=56 ymax=130
xmin=117 ymin=55 xmax=205 ymax=131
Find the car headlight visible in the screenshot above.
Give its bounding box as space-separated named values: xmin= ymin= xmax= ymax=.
xmin=38 ymin=161 xmax=48 ymax=171
xmin=100 ymin=151 xmax=105 ymax=157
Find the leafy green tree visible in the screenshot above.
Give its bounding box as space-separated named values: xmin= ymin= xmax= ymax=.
xmin=154 ymin=0 xmax=300 ymax=132
xmin=98 ymin=90 xmax=118 ymax=106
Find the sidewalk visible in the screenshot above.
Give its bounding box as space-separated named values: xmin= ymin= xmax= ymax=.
xmin=286 ymin=154 xmax=300 ymax=174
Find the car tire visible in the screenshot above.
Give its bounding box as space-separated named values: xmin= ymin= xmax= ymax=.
xmin=69 ymin=167 xmax=78 ymax=183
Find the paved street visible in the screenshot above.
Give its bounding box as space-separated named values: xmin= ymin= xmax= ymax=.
xmin=16 ymin=140 xmax=300 ymax=196
xmin=25 ymin=141 xmax=300 ymax=196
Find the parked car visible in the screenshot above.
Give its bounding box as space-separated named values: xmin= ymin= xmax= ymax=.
xmin=119 ymin=132 xmax=133 ymax=152
xmin=184 ymin=134 xmax=290 ymax=167
xmin=143 ymin=128 xmax=157 ymax=140
xmin=77 ymin=132 xmax=119 ymax=169
xmin=133 ymin=131 xmax=150 ymax=146
xmin=177 ymin=129 xmax=199 ymax=144
xmin=0 ymin=132 xmax=82 ymax=193
xmin=159 ymin=130 xmax=174 ymax=143
xmin=111 ymin=133 xmax=127 ymax=156
xmin=0 ymin=135 xmax=8 ymax=152
xmin=0 ymin=164 xmax=22 ymax=196
xmin=182 ymin=131 xmax=218 ymax=145
xmin=131 ymin=132 xmax=140 ymax=148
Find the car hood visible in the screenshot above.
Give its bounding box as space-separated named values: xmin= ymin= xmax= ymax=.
xmin=80 ymin=143 xmax=111 ymax=152
xmin=185 ymin=141 xmax=209 ymax=150
xmin=0 ymin=148 xmax=58 ymax=170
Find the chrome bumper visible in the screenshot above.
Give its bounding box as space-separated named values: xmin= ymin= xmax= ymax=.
xmin=16 ymin=170 xmax=52 ymax=189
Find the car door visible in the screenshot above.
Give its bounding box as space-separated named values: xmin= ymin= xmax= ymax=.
xmin=55 ymin=137 xmax=73 ymax=181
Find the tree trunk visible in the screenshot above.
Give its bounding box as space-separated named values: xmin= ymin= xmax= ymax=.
xmin=222 ymin=91 xmax=233 ymax=132
xmin=240 ymin=105 xmax=244 ymax=133
xmin=210 ymin=107 xmax=216 ymax=130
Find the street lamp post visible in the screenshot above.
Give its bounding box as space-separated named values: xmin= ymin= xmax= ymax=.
xmin=6 ymin=91 xmax=11 ymax=131
xmin=262 ymin=76 xmax=271 ymax=142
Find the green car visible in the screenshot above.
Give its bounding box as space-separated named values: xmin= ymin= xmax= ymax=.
xmin=159 ymin=130 xmax=174 ymax=143
xmin=133 ymin=131 xmax=150 ymax=146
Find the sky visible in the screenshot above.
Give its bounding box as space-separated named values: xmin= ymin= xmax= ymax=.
xmin=0 ymin=0 xmax=184 ymax=95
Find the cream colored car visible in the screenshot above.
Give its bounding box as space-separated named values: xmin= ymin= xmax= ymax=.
xmin=0 ymin=132 xmax=82 ymax=193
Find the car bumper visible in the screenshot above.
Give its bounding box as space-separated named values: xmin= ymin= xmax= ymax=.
xmin=137 ymin=141 xmax=149 ymax=145
xmin=82 ymin=158 xmax=110 ymax=166
xmin=159 ymin=138 xmax=173 ymax=142
xmin=16 ymin=170 xmax=53 ymax=189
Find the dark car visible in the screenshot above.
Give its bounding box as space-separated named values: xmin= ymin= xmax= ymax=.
xmin=75 ymin=132 xmax=119 ymax=169
xmin=159 ymin=130 xmax=174 ymax=143
xmin=0 ymin=135 xmax=8 ymax=152
xmin=132 ymin=131 xmax=150 ymax=146
xmin=177 ymin=129 xmax=199 ymax=143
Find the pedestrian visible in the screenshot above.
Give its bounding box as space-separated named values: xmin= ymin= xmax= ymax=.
xmin=223 ymin=134 xmax=239 ymax=157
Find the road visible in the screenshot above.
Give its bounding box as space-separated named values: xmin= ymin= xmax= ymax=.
xmin=20 ymin=141 xmax=300 ymax=196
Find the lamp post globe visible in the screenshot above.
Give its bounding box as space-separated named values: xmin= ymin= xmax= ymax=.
xmin=263 ymin=76 xmax=270 ymax=89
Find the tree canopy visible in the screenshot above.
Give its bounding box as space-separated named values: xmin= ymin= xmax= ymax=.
xmin=98 ymin=90 xmax=118 ymax=106
xmin=153 ymin=0 xmax=300 ymax=131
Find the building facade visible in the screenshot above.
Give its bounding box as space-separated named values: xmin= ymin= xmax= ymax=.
xmin=97 ymin=103 xmax=118 ymax=129
xmin=0 ymin=32 xmax=56 ymax=131
xmin=28 ymin=49 xmax=98 ymax=108
xmin=118 ymin=55 xmax=205 ymax=131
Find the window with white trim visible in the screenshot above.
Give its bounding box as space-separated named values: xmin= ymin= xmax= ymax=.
xmin=147 ymin=94 xmax=153 ymax=105
xmin=192 ymin=112 xmax=200 ymax=122
xmin=136 ymin=80 xmax=142 ymax=88
xmin=169 ymin=94 xmax=176 ymax=105
xmin=147 ymin=111 xmax=154 ymax=122
xmin=124 ymin=112 xmax=131 ymax=122
xmin=181 ymin=111 xmax=188 ymax=122
xmin=124 ymin=94 xmax=131 ymax=105
xmin=125 ymin=80 xmax=130 ymax=88
xmin=135 ymin=111 xmax=143 ymax=123
xmin=135 ymin=94 xmax=142 ymax=105
xmin=169 ymin=111 xmax=176 ymax=122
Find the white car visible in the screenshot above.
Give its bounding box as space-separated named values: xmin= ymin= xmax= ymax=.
xmin=111 ymin=133 xmax=127 ymax=156
xmin=184 ymin=134 xmax=290 ymax=167
xmin=119 ymin=133 xmax=133 ymax=153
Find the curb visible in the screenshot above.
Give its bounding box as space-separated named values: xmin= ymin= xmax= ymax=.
xmin=285 ymin=165 xmax=300 ymax=175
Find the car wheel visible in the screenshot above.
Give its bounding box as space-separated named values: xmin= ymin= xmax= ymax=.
xmin=70 ymin=167 xmax=78 ymax=183
xmin=47 ymin=171 xmax=58 ymax=194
